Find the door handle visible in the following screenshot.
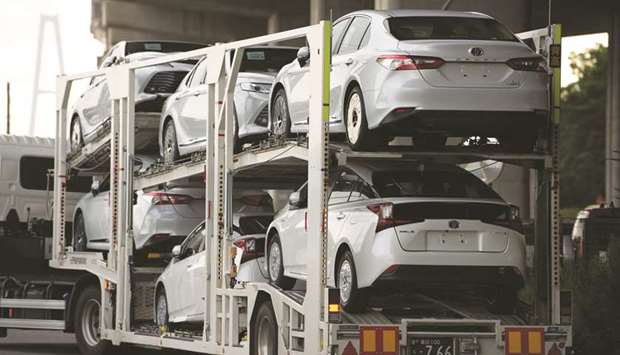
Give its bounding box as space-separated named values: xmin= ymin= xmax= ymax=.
xmin=345 ymin=58 xmax=354 ymax=66
xmin=336 ymin=212 xmax=346 ymax=220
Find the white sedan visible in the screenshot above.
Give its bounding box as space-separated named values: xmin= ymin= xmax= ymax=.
xmin=265 ymin=160 xmax=526 ymax=313
xmin=270 ymin=9 xmax=547 ymax=150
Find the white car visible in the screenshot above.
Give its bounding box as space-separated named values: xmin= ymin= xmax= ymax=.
xmin=265 ymin=160 xmax=526 ymax=313
xmin=154 ymin=193 xmax=274 ymax=326
xmin=269 ymin=10 xmax=547 ymax=150
xmin=72 ymin=156 xmax=205 ymax=254
xmin=159 ymin=47 xmax=298 ymax=163
xmin=70 ymin=40 xmax=205 ymax=153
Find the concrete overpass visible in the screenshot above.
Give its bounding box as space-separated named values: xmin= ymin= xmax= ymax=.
xmin=91 ymin=0 xmax=620 ymax=205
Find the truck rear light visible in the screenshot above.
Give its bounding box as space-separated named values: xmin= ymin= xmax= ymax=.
xmin=376 ymin=55 xmax=444 ymax=70
xmin=505 ymin=327 xmax=544 ymax=355
xmin=506 ymin=57 xmax=546 ymax=72
xmin=359 ymin=326 xmax=398 ymax=355
xmin=367 ymin=203 xmax=414 ymax=232
xmin=146 ymin=192 xmax=193 ymax=205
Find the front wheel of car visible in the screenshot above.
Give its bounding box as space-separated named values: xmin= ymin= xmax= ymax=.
xmin=270 ymin=88 xmax=291 ymax=139
xmin=162 ymin=120 xmax=181 ymax=164
xmin=267 ymin=233 xmax=296 ymax=290
xmin=336 ymin=250 xmax=367 ymax=313
xmin=345 ymin=86 xmax=378 ymax=151
xmin=155 ymin=287 xmax=172 ymax=333
xmin=71 ymin=116 xmax=84 ymax=153
xmin=73 ymin=212 xmax=87 ymax=252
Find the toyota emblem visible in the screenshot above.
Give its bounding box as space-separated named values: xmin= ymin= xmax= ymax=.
xmin=449 ymin=220 xmax=460 ymax=229
xmin=469 ymin=47 xmax=484 ymax=56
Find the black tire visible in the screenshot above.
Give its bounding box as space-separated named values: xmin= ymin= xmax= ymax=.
xmin=250 ymin=299 xmax=278 ymax=355
xmin=155 ymin=287 xmax=172 ymax=333
xmin=488 ymin=287 xmax=518 ymax=314
xmin=74 ymin=285 xmax=112 ymax=355
xmin=413 ymin=134 xmax=447 ymax=150
xmin=336 ymin=250 xmax=367 ymax=313
xmin=344 ymin=86 xmax=379 ymax=150
xmin=5 ymin=210 xmax=20 ymax=235
xmin=270 ymin=88 xmax=291 ymax=138
xmin=73 ymin=212 xmax=87 ymax=252
xmin=267 ymin=233 xmax=296 ymax=290
xmin=70 ymin=116 xmax=84 ymax=153
xmin=162 ymin=120 xmax=181 ymax=164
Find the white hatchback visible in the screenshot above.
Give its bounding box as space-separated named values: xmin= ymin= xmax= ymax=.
xmin=266 ymin=160 xmax=526 ymax=313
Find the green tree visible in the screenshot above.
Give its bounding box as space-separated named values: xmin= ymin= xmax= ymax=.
xmin=560 ymin=45 xmax=607 ymax=209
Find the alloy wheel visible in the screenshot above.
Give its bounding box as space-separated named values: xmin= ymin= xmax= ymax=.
xmin=338 ymin=259 xmax=353 ymax=304
xmin=71 ymin=118 xmax=82 ymax=152
xmin=268 ymin=241 xmax=281 ymax=282
xmin=271 ymin=94 xmax=289 ymax=137
xmin=346 ymin=93 xmax=363 ymax=145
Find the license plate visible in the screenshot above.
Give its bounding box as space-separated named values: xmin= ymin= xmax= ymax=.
xmin=410 ymin=337 xmax=455 ymax=355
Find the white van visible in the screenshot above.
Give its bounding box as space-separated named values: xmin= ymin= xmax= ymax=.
xmin=0 ymin=135 xmax=90 ymax=234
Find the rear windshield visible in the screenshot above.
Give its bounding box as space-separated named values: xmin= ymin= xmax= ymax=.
xmin=237 ymin=48 xmax=299 ymax=73
xmin=125 ymin=41 xmax=206 ymax=55
xmin=387 ymin=16 xmax=517 ymax=42
xmin=372 ymin=169 xmax=500 ymax=199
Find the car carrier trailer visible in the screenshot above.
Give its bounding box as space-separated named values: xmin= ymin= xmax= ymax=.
xmin=0 ymin=21 xmax=572 ymax=355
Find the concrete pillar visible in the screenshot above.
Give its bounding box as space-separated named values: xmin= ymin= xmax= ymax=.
xmin=267 ymin=13 xmax=280 ymax=34
xmin=375 ymin=0 xmax=403 ymax=9
xmin=310 ymin=0 xmax=327 ymax=24
xmin=607 ymin=11 xmax=620 ymax=205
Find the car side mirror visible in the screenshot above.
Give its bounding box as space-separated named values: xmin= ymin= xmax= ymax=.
xmin=91 ymin=181 xmax=100 ymax=196
xmin=171 ymin=245 xmax=182 ymax=258
xmin=296 ymin=46 xmax=310 ymax=66
xmin=288 ymin=191 xmax=301 ymax=208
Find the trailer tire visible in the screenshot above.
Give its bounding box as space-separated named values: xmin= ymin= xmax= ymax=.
xmin=267 ymin=233 xmax=296 ymax=290
xmin=74 ymin=285 xmax=111 ymax=355
xmin=250 ymin=299 xmax=278 ymax=355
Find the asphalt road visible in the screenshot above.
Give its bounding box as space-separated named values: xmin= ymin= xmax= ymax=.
xmin=0 ymin=329 xmax=193 ymax=355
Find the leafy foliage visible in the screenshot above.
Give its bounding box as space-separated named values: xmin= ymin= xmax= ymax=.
xmin=560 ymin=45 xmax=607 ymax=208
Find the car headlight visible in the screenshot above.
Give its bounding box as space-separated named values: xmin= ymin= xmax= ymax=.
xmin=240 ymin=82 xmax=272 ymax=94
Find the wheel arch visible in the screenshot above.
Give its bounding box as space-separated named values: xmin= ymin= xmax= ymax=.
xmin=65 ymin=273 xmax=100 ymax=333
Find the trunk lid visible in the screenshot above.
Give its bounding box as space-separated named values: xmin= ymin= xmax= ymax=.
xmin=390 ymin=201 xmax=517 ymax=252
xmin=397 ymin=40 xmax=536 ymax=88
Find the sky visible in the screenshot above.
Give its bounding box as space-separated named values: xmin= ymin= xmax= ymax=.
xmin=0 ymin=1 xmax=611 ymax=138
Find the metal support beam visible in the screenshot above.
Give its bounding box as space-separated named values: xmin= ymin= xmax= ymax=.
xmin=607 ymin=11 xmax=620 ymax=205
xmin=375 ymin=0 xmax=402 ymax=10
xmin=310 ymin=0 xmax=327 ymax=24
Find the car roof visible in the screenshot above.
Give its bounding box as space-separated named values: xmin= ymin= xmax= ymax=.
xmin=342 ymin=9 xmax=493 ymax=21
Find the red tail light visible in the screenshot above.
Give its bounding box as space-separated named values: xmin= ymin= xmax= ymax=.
xmin=506 ymin=57 xmax=546 ymax=72
xmin=376 ymin=55 xmax=444 ymax=70
xmin=367 ymin=202 xmax=415 ymax=232
xmin=146 ymin=192 xmax=193 ymax=205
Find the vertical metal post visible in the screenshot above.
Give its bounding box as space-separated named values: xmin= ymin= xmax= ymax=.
xmin=6 ymin=82 xmax=10 ymax=134
xmin=549 ymin=24 xmax=562 ymax=325
xmin=305 ymin=20 xmax=331 ymax=355
xmin=52 ymin=76 xmax=71 ymax=262
xmin=607 ymin=12 xmax=620 ymax=206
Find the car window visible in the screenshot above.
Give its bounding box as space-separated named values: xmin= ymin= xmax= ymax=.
xmin=189 ymin=57 xmax=209 ymax=87
xmin=18 ymin=156 xmax=90 ymax=192
xmin=295 ymin=183 xmax=308 ymax=209
xmin=332 ymin=18 xmax=352 ymax=54
xmin=358 ymin=26 xmax=371 ymax=49
xmin=182 ymin=223 xmax=205 ymax=257
xmin=337 ymin=16 xmax=371 ymax=55
xmin=329 ymin=170 xmax=375 ymax=204
xmin=371 ymin=167 xmax=501 ymax=199
xmin=237 ymin=48 xmax=299 ymax=73
xmin=387 ymin=16 xmax=518 ymax=42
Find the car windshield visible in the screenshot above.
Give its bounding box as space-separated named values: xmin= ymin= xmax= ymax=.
xmin=125 ymin=41 xmax=206 ymax=55
xmin=372 ymin=168 xmax=501 ymax=199
xmin=237 ymin=48 xmax=299 ymax=73
xmin=387 ymin=16 xmax=518 ymax=42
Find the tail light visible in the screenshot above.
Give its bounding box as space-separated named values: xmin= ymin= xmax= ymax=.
xmin=506 ymin=57 xmax=546 ymax=72
xmin=376 ymin=55 xmax=444 ymax=70
xmin=488 ymin=205 xmax=524 ymax=233
xmin=367 ymin=202 xmax=415 ymax=232
xmin=146 ymin=192 xmax=193 ymax=205
xmin=233 ymin=238 xmax=264 ymax=263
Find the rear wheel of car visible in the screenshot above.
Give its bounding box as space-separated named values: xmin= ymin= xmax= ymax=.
xmin=345 ymin=86 xmax=376 ymax=151
xmin=73 ymin=212 xmax=87 ymax=252
xmin=336 ymin=250 xmax=367 ymax=313
xmin=163 ymin=120 xmax=180 ymax=164
xmin=155 ymin=287 xmax=172 ymax=333
xmin=488 ymin=287 xmax=518 ymax=314
xmin=270 ymin=88 xmax=291 ymax=139
xmin=267 ymin=233 xmax=296 ymax=290
xmin=250 ymin=299 xmax=278 ymax=355
xmin=71 ymin=116 xmax=84 ymax=153
xmin=74 ymin=285 xmax=112 ymax=355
